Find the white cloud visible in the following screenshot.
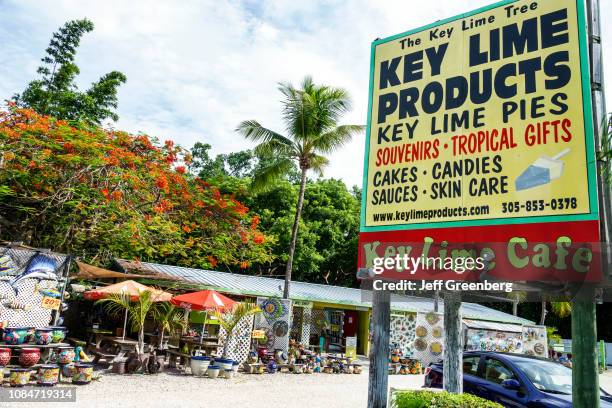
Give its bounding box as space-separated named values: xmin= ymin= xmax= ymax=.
xmin=1 ymin=0 xmax=612 ymax=189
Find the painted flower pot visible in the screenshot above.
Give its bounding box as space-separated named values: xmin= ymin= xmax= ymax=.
xmin=57 ymin=347 xmax=76 ymax=364
xmin=61 ymin=363 xmax=76 ymax=379
xmin=10 ymin=368 xmax=31 ymax=387
xmin=47 ymin=326 xmax=67 ymax=343
xmin=37 ymin=365 xmax=60 ymax=386
xmin=190 ymin=356 xmax=211 ymax=376
xmin=0 ymin=347 xmax=11 ymax=366
xmin=24 ymin=327 xmax=36 ymax=343
xmin=206 ymin=365 xmax=220 ymax=379
xmin=18 ymin=348 xmax=41 ymax=367
xmin=72 ymin=363 xmax=93 ymax=384
xmin=35 ymin=328 xmax=54 ymax=345
xmin=266 ymin=361 xmax=277 ymax=374
xmin=2 ymin=327 xmax=29 ymax=345
xmin=223 ymin=369 xmax=234 ymax=379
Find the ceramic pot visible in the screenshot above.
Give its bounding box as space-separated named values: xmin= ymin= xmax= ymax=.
xmin=2 ymin=327 xmax=29 ymax=345
xmin=266 ymin=360 xmax=277 ymax=374
xmin=292 ymin=364 xmax=303 ymax=374
xmin=57 ymin=347 xmax=76 ymax=364
xmin=35 ymin=328 xmax=54 ymax=345
xmin=61 ymin=363 xmax=76 ymax=379
xmin=72 ymin=363 xmax=93 ymax=384
xmin=0 ymin=347 xmax=11 ymax=366
xmin=190 ymin=356 xmax=211 ymax=376
xmin=206 ymin=365 xmax=220 ymax=379
xmin=353 ymin=364 xmax=362 ymax=374
xmin=19 ymin=348 xmax=40 ymax=367
xmin=10 ymin=368 xmax=31 ymax=387
xmin=215 ymin=358 xmax=233 ymax=371
xmin=223 ymin=369 xmax=234 ymax=379
xmin=37 ymin=365 xmax=60 ymax=386
xmin=24 ymin=327 xmax=35 ymax=343
xmin=47 ymin=326 xmax=67 ymax=343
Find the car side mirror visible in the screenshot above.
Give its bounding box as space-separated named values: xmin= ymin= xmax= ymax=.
xmin=502 ymin=379 xmax=521 ymax=390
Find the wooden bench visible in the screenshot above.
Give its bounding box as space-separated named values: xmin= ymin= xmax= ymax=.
xmin=91 ymin=348 xmax=117 ymax=364
xmin=66 ymin=337 xmax=87 ymax=347
xmin=166 ymin=349 xmax=191 ymax=369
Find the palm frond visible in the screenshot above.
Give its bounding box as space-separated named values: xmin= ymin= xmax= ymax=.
xmin=551 ymin=302 xmax=572 ymax=318
xmin=212 ymin=302 xmax=261 ymax=334
xmin=308 ymin=154 xmax=329 ymax=177
xmin=236 ymin=120 xmax=294 ymax=146
xmin=311 ymin=124 xmax=364 ymax=154
xmin=251 ymin=157 xmax=295 ymax=192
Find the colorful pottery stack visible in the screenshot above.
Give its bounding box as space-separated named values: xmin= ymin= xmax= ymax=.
xmin=57 ymin=347 xmax=76 ymax=364
xmin=35 ymin=328 xmax=54 ymax=345
xmin=0 ymin=347 xmax=11 ymax=366
xmin=2 ymin=327 xmax=29 ymax=345
xmin=72 ymin=363 xmax=93 ymax=384
xmin=37 ymin=365 xmax=60 ymax=386
xmin=18 ymin=348 xmax=41 ymax=367
xmin=24 ymin=327 xmax=36 ymax=343
xmin=10 ymin=368 xmax=31 ymax=387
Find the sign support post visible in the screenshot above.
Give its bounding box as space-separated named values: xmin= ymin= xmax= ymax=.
xmin=573 ymin=1 xmax=607 ymax=407
xmin=443 ymin=291 xmax=462 ymax=393
xmin=367 ymin=289 xmax=390 ymax=408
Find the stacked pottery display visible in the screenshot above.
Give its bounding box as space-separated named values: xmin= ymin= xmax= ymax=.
xmin=37 ymin=365 xmax=60 ymax=386
xmin=18 ymin=348 xmax=41 ymax=367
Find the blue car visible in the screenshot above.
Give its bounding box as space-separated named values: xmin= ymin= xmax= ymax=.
xmin=424 ymin=351 xmax=612 ymax=407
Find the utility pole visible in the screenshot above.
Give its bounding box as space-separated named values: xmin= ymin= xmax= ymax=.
xmin=573 ymin=1 xmax=609 ymax=407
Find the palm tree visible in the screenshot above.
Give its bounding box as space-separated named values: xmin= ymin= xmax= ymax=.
xmin=152 ymin=302 xmax=187 ymax=350
xmin=237 ymin=76 xmax=363 ymax=298
xmin=95 ymin=290 xmax=155 ymax=354
xmin=540 ymin=299 xmax=572 ymax=325
xmin=212 ymin=302 xmax=261 ymax=359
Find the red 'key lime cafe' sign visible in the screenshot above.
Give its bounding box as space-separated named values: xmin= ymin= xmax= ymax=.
xmin=358 ymin=0 xmax=602 ymax=283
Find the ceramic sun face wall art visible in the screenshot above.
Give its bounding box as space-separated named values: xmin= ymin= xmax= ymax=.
xmin=254 ymin=297 xmax=292 ymax=353
xmin=412 ymin=311 xmax=444 ymax=368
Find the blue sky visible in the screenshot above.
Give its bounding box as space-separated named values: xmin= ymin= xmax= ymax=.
xmin=2 ymin=0 xmax=612 ymax=188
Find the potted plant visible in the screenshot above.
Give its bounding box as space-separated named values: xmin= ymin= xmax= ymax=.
xmin=212 ymin=302 xmax=261 ymax=362
xmin=96 ymin=290 xmax=156 ymax=372
xmin=152 ymin=302 xmax=187 ymax=351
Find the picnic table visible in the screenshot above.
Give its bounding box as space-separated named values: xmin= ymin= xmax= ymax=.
xmin=1 ymin=342 xmax=70 ymax=364
xmin=90 ymin=336 xmax=139 ymax=369
xmin=86 ymin=328 xmax=113 ymax=350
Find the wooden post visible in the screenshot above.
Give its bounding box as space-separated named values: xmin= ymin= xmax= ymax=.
xmin=443 ymin=291 xmax=462 ymax=394
xmin=368 ymin=288 xmax=390 ymax=408
xmin=572 ymin=297 xmax=599 ymax=408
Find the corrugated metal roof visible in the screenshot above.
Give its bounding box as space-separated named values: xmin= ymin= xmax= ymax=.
xmin=115 ymin=259 xmax=532 ymax=325
xmin=463 ymin=318 xmax=523 ymax=333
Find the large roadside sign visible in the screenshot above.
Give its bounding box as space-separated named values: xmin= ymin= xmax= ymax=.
xmin=358 ymin=0 xmax=601 ymax=282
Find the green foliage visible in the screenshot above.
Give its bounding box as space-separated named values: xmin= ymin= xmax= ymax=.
xmin=212 ymin=302 xmax=261 ymax=358
xmin=391 ymin=390 xmax=503 ymax=408
xmin=551 ymin=302 xmax=572 ymax=318
xmin=547 ymin=326 xmax=562 ymax=345
xmin=13 ymin=19 xmax=126 ymax=124
xmin=152 ymin=302 xmax=188 ymax=348
xmin=95 ymin=291 xmax=156 ymax=353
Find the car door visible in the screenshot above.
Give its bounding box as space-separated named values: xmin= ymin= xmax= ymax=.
xmin=461 ymin=354 xmax=482 ymax=396
xmin=477 ymin=357 xmax=529 ymax=408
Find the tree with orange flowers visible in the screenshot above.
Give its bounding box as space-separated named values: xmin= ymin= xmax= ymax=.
xmin=0 ymin=105 xmax=272 ymax=270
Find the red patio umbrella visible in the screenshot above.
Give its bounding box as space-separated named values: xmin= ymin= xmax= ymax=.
xmin=171 ymin=290 xmax=236 ymax=342
xmin=84 ymin=280 xmax=172 ymax=339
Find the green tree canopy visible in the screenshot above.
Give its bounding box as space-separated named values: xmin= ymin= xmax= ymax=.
xmin=13 ymin=19 xmax=126 ymax=124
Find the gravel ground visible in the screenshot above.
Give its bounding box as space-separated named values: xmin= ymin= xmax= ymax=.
xmin=3 ymin=364 xmax=612 ymax=408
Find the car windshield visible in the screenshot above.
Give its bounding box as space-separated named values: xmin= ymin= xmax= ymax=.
xmin=514 ymin=359 xmax=572 ymax=395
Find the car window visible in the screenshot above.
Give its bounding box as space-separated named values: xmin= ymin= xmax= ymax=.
xmin=484 ymin=358 xmax=515 ymax=384
xmin=463 ymin=355 xmax=480 ymax=376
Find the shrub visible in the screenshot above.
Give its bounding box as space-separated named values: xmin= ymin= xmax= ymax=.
xmin=391 ymin=390 xmax=503 ymax=408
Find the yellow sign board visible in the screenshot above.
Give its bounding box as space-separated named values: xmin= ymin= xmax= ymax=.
xmin=41 ymin=296 xmax=61 ymax=310
xmin=251 ymin=329 xmax=265 ymax=339
xmin=363 ymin=0 xmax=597 ymax=229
